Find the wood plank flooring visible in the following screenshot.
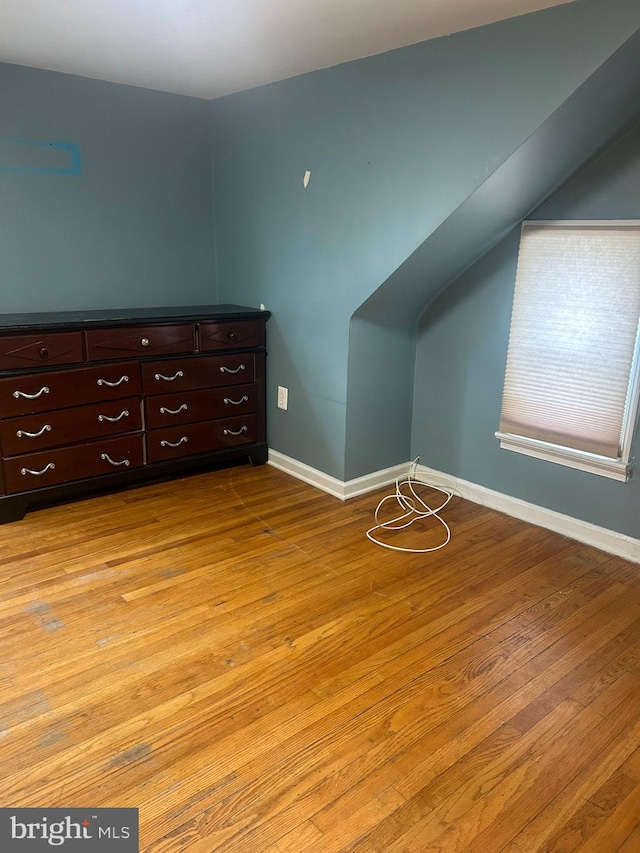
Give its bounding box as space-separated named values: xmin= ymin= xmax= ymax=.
xmin=0 ymin=463 xmax=639 ymax=852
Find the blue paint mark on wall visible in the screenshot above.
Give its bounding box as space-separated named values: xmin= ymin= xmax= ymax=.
xmin=0 ymin=138 xmax=82 ymax=175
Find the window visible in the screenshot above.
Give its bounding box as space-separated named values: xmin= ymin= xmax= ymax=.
xmin=496 ymin=221 xmax=640 ymax=482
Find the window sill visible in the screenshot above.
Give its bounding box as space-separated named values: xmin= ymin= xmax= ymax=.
xmin=495 ymin=432 xmax=632 ymax=482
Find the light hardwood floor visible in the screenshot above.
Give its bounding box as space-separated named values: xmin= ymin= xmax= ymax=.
xmin=0 ymin=463 xmax=639 ymax=852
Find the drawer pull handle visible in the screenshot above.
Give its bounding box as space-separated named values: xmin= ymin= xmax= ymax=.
xmin=21 ymin=462 xmax=55 ymax=477
xmin=141 ymin=337 xmax=150 ymax=347
xmin=98 ymin=410 xmax=129 ymax=423
xmin=40 ymin=347 xmax=49 ymax=359
xmin=224 ymin=395 xmax=249 ymax=406
xmin=223 ymin=425 xmax=248 ymax=436
xmin=160 ymin=436 xmax=188 ymax=448
xmin=17 ymin=424 xmax=52 ymax=439
xmin=13 ymin=386 xmax=50 ymax=400
xmin=97 ymin=375 xmax=129 ymax=388
xmin=101 ymin=453 xmax=131 ymax=467
xmin=155 ymin=371 xmax=184 ymax=382
xmin=219 ymin=364 xmax=246 ymax=374
xmin=159 ymin=404 xmax=188 ymax=415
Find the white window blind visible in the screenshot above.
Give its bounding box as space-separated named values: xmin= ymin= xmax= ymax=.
xmin=497 ymin=221 xmax=640 ymax=481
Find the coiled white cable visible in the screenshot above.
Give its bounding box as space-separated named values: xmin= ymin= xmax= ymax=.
xmin=366 ymin=458 xmax=455 ymax=553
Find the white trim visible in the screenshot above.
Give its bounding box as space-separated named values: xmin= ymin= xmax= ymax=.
xmin=622 ymin=320 xmax=640 ymax=462
xmin=267 ymin=450 xmax=640 ymax=564
xmin=267 ymin=450 xmax=408 ymax=501
xmin=343 ymin=462 xmax=411 ymax=500
xmin=495 ymin=432 xmax=631 ymax=482
xmin=523 ymin=219 xmax=640 ymax=228
xmin=417 ymin=462 xmax=640 ymax=565
xmin=268 ymin=450 xmax=345 ymax=499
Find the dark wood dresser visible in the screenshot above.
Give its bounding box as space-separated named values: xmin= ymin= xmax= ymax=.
xmin=0 ymin=304 xmax=270 ymax=522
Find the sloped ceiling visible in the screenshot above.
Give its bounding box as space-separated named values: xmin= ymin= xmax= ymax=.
xmin=0 ymin=0 xmax=575 ymax=99
xmin=346 ymin=23 xmax=640 ymax=478
xmin=354 ymin=26 xmax=640 ymax=327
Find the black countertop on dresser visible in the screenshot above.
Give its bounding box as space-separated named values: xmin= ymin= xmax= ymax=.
xmin=0 ymin=304 xmax=271 ymax=333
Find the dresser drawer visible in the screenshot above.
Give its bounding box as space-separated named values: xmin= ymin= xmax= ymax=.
xmin=198 ymin=320 xmax=262 ymax=351
xmin=2 ymin=433 xmax=144 ymax=494
xmin=147 ymin=414 xmax=257 ymax=462
xmin=0 ymin=397 xmax=141 ymax=457
xmin=0 ymin=362 xmax=141 ymax=418
xmin=144 ymin=384 xmax=257 ymax=429
xmin=0 ymin=331 xmax=84 ymax=371
xmin=142 ymin=354 xmax=255 ymax=395
xmin=85 ymin=324 xmax=195 ymax=361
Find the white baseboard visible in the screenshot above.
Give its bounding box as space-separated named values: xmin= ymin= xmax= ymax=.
xmin=267 ymin=450 xmax=408 ymax=501
xmin=268 ymin=450 xmax=347 ymax=499
xmin=416 ymin=463 xmax=640 ymax=565
xmin=267 ymin=450 xmax=640 ymax=564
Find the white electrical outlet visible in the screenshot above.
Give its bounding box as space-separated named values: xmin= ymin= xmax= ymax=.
xmin=277 ymin=386 xmax=288 ymax=410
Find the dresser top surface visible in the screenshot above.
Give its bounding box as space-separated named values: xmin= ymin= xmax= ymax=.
xmin=0 ymin=304 xmax=270 ymax=333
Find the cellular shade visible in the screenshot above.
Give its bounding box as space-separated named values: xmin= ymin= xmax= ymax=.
xmin=499 ymin=222 xmax=640 ymax=460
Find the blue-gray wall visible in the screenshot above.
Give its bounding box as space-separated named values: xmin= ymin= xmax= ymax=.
xmin=2 ymin=1 xmax=640 ymax=540
xmin=210 ymin=0 xmax=640 ymax=480
xmin=347 ymin=24 xmax=640 ymax=481
xmin=0 ymin=63 xmax=216 ymax=311
xmin=412 ymin=119 xmax=640 ymax=538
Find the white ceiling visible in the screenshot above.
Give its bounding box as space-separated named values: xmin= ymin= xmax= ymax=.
xmin=0 ymin=0 xmax=575 ymax=100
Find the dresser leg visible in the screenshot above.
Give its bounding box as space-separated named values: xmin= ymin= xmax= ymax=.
xmin=0 ymin=497 xmax=28 ymax=524
xmin=248 ymin=445 xmax=268 ymax=466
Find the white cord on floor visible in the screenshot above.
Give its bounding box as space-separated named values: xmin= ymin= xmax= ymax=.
xmin=366 ymin=458 xmax=456 ymax=553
